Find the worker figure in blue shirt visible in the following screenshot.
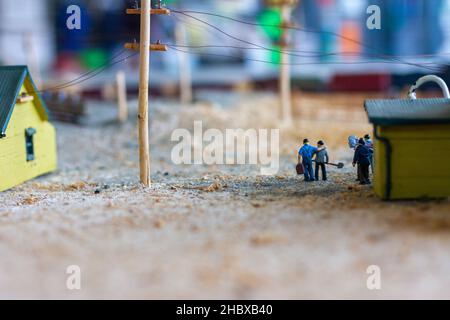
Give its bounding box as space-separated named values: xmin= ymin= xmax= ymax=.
xmin=298 ymin=138 xmax=318 ymax=182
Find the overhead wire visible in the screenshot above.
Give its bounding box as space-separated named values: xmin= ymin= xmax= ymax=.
xmin=167 ymin=44 xmax=447 ymax=66
xmin=167 ymin=45 xmax=443 ymax=67
xmin=34 ymin=49 xmax=138 ymax=94
xmin=169 ymin=8 xmax=444 ymax=73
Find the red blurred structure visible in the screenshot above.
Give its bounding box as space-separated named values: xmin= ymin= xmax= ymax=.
xmin=329 ymin=74 xmax=392 ymax=92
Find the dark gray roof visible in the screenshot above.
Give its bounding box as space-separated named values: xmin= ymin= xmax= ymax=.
xmin=364 ymin=98 xmax=450 ymax=126
xmin=0 ymin=66 xmax=47 ymax=137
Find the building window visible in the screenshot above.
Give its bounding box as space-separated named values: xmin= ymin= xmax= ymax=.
xmin=25 ymin=128 xmax=36 ymax=162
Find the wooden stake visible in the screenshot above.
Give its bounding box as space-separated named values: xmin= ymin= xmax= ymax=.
xmin=175 ymin=23 xmax=193 ymax=104
xmin=23 ymin=32 xmax=42 ymax=89
xmin=138 ymin=0 xmax=151 ymax=186
xmin=279 ymin=4 xmax=293 ymax=126
xmin=116 ymin=71 xmax=128 ymax=123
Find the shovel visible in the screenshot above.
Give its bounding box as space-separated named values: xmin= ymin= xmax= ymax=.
xmin=313 ymin=160 xmax=345 ymax=169
xmin=296 ymin=161 xmax=344 ymax=175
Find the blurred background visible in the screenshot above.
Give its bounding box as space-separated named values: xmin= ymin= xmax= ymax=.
xmin=1 ymin=0 xmax=450 ymax=96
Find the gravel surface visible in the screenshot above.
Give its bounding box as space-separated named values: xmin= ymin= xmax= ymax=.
xmin=0 ymin=93 xmax=449 ymax=299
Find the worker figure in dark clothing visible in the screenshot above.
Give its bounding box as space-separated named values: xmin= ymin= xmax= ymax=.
xmin=364 ymin=134 xmax=374 ymax=174
xmin=298 ymin=139 xmax=318 ymax=182
xmin=349 ymin=135 xmax=362 ymax=182
xmin=314 ymin=140 xmax=329 ymax=181
xmin=353 ymin=138 xmax=373 ymax=185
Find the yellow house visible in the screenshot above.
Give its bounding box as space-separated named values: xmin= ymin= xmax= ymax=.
xmin=364 ymin=97 xmax=450 ymax=200
xmin=0 ymin=66 xmax=57 ymax=192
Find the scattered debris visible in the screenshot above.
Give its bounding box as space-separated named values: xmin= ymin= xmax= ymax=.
xmin=250 ymin=233 xmax=281 ymax=246
xmin=154 ymin=218 xmax=166 ymax=229
xmin=20 ymin=195 xmax=41 ymax=206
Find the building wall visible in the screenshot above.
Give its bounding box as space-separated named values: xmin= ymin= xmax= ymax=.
xmin=374 ymin=124 xmax=450 ymax=200
xmin=0 ymin=80 xmax=57 ymax=192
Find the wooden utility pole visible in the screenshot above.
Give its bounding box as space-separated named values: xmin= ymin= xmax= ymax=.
xmin=126 ymin=0 xmax=170 ymax=186
xmin=266 ymin=0 xmax=298 ymax=126
xmin=175 ymin=23 xmax=193 ymax=104
xmin=116 ymin=71 xmax=128 ymax=123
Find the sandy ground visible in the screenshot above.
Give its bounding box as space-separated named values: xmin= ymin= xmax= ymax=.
xmin=0 ymin=92 xmax=449 ymax=299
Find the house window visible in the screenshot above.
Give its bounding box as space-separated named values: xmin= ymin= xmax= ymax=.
xmin=25 ymin=128 xmax=36 ymax=162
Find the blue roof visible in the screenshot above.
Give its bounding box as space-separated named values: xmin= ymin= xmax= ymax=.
xmin=0 ymin=66 xmax=48 ymax=137
xmin=365 ymin=98 xmax=450 ymax=126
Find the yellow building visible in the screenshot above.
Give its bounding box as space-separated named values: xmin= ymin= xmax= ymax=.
xmin=0 ymin=66 xmax=57 ymax=192
xmin=365 ymin=97 xmax=450 ymax=200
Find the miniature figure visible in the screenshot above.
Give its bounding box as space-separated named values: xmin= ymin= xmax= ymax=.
xmin=314 ymin=140 xmax=329 ymax=181
xmin=348 ymin=135 xmax=361 ymax=181
xmin=298 ymin=138 xmax=318 ymax=182
xmin=364 ymin=134 xmax=374 ymax=173
xmin=0 ymin=66 xmax=57 ymax=192
xmin=352 ymin=138 xmax=372 ymax=185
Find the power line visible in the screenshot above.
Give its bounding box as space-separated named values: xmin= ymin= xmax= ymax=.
xmin=39 ymin=49 xmax=128 ymax=92
xmin=167 ymin=44 xmax=450 ymax=64
xmin=34 ymin=50 xmax=138 ymax=94
xmin=169 ymin=9 xmax=434 ymax=59
xmin=170 ymin=9 xmax=442 ymax=72
xmin=171 ymin=10 xmax=337 ymax=64
xmin=170 ymin=12 xmax=448 ymax=64
xmin=168 ymin=45 xmax=442 ymax=67
xmin=171 ymin=13 xmax=448 ymax=62
xmin=169 ymin=8 xmax=444 ymax=73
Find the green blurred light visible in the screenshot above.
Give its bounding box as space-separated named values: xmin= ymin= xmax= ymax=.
xmin=259 ymin=9 xmax=282 ymax=64
xmin=80 ymin=49 xmax=108 ymax=70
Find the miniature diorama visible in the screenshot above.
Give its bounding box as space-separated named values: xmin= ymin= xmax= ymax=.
xmin=0 ymin=0 xmax=449 ymax=301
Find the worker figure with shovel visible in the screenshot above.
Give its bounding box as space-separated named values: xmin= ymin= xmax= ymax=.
xmin=314 ymin=140 xmax=329 ymax=181
xmin=297 ymin=139 xmax=345 ymax=182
